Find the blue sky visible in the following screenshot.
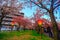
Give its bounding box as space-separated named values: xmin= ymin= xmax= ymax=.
xmin=19 ymin=0 xmax=35 ymax=17
xmin=21 ymin=7 xmax=36 ymax=17
xmin=21 ymin=6 xmax=50 ymax=20
xmin=20 ymin=0 xmax=60 ymax=21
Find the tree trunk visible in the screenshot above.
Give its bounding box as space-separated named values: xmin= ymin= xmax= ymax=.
xmin=0 ymin=22 xmax=2 ymax=31
xmin=0 ymin=12 xmax=5 ymax=31
xmin=17 ymin=27 xmax=20 ymax=31
xmin=23 ymin=26 xmax=25 ymax=31
xmin=11 ymin=27 xmax=13 ymax=31
xmin=35 ymin=25 xmax=40 ymax=34
xmin=0 ymin=26 xmax=1 ymax=31
xmin=49 ymin=11 xmax=58 ymax=40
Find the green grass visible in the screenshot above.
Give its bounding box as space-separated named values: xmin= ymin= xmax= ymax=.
xmin=0 ymin=30 xmax=53 ymax=40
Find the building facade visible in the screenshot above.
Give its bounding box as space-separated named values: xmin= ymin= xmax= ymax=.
xmin=0 ymin=9 xmax=24 ymax=30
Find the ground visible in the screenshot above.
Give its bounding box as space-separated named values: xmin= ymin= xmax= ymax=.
xmin=0 ymin=30 xmax=53 ymax=40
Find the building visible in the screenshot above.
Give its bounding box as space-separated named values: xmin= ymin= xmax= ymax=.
xmin=0 ymin=6 xmax=24 ymax=30
xmin=2 ymin=12 xmax=24 ymax=27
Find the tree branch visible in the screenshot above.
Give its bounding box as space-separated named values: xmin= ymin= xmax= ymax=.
xmin=30 ymin=0 xmax=50 ymax=12
xmin=53 ymin=4 xmax=60 ymax=10
xmin=40 ymin=2 xmax=50 ymax=12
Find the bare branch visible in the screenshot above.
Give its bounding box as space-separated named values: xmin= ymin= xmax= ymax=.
xmin=30 ymin=0 xmax=50 ymax=12
xmin=53 ymin=4 xmax=60 ymax=10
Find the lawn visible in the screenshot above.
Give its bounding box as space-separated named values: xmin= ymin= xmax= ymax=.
xmin=0 ymin=30 xmax=53 ymax=40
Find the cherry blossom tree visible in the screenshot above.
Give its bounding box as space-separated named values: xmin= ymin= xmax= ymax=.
xmin=30 ymin=8 xmax=51 ymax=34
xmin=0 ymin=0 xmax=23 ymax=31
xmin=23 ymin=0 xmax=60 ymax=40
xmin=13 ymin=15 xmax=33 ymax=31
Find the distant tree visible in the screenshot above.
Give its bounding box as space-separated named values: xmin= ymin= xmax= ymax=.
xmin=30 ymin=8 xmax=51 ymax=34
xmin=12 ymin=15 xmax=24 ymax=31
xmin=23 ymin=0 xmax=60 ymax=40
xmin=0 ymin=0 xmax=23 ymax=31
xmin=13 ymin=16 xmax=32 ymax=31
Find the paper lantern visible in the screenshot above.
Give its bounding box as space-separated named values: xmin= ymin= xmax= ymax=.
xmin=11 ymin=21 xmax=15 ymax=26
xmin=37 ymin=19 xmax=43 ymax=25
